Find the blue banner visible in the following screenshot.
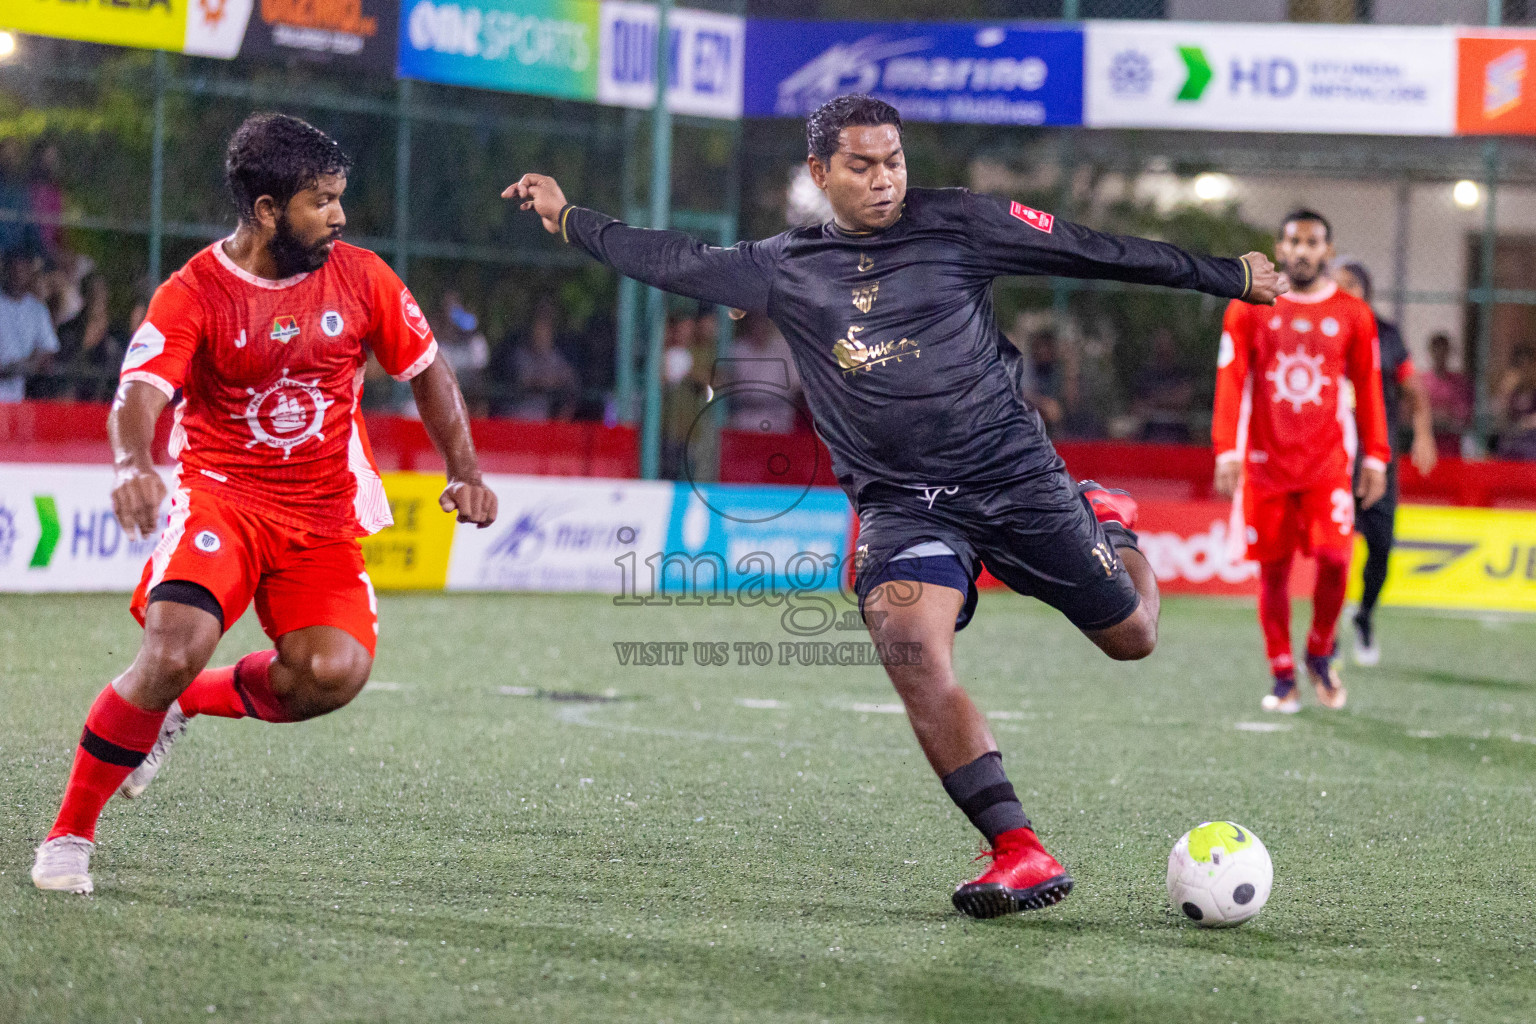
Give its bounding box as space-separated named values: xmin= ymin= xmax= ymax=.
xmin=743 ymin=20 xmax=1084 ymax=125
xmin=665 ymin=484 xmax=852 ymax=594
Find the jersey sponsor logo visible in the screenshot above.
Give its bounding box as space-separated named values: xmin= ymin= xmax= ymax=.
xmin=401 ymin=288 xmax=431 ymax=339
xmin=833 ymin=325 xmax=921 ymax=376
xmin=270 ymin=315 xmax=301 ymax=344
xmin=234 ymin=328 xmax=248 ymax=349
xmin=857 ymin=253 xmax=874 ymax=273
xmin=1009 ymin=201 xmax=1054 ymax=233
xmin=917 ymin=485 xmax=958 ymax=509
xmin=123 ymin=321 xmax=166 ymax=370
xmin=194 ymin=530 xmax=221 ymax=553
xmin=1266 ymin=346 xmax=1331 ymax=413
xmin=1291 ymin=317 xmax=1312 ymax=333
xmin=321 ymin=310 xmax=345 ymax=337
xmin=851 ymin=282 xmax=879 ymax=314
xmin=242 ymin=370 xmax=334 ymax=459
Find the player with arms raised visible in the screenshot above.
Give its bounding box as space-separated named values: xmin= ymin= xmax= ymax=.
xmin=505 ymin=95 xmax=1285 ymax=918
xmin=1213 ymin=210 xmax=1389 ymax=714
xmin=32 ymin=114 xmax=497 ymax=894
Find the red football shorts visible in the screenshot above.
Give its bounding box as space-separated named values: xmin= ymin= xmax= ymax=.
xmin=1242 ymin=478 xmax=1356 ymax=564
xmin=131 ymin=486 xmax=379 ymax=655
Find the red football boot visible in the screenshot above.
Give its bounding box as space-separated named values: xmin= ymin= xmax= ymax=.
xmin=952 ymin=828 xmax=1074 ymax=919
xmin=1078 ymin=480 xmax=1138 ymax=530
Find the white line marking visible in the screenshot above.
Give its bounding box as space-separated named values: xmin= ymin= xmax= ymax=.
xmin=736 ymin=698 xmax=785 ymax=709
xmin=848 ymin=702 xmax=906 ymax=715
xmin=363 ymin=681 xmax=404 ymax=692
xmin=498 ymin=686 xmax=538 ymax=696
xmin=1234 ymin=721 xmax=1291 ymax=732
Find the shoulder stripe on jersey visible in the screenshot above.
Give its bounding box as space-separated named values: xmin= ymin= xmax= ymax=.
xmin=121 ymin=370 xmax=175 ymax=400
xmin=211 ymin=237 xmax=310 ymax=290
xmin=391 ymin=339 xmax=438 ymax=382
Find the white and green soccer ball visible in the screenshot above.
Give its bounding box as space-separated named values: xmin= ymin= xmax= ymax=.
xmin=1167 ymin=821 xmax=1273 ymax=927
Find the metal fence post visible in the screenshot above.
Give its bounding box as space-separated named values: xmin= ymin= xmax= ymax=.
xmin=1474 ymin=140 xmax=1499 ymax=454
xmin=615 ymin=108 xmax=641 ymax=424
xmin=148 ymin=50 xmax=166 ymax=285
xmin=640 ymin=0 xmax=673 ymax=480
xmin=393 ymin=78 xmax=412 ymax=281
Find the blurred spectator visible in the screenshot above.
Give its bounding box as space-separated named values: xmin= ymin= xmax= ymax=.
xmin=435 ymin=289 xmax=490 ymax=416
xmin=41 ymin=249 xmax=93 ymax=331
xmin=1423 ymin=332 xmax=1471 ymax=451
xmin=0 ymin=249 xmax=59 ymax=402
xmin=724 ymin=313 xmax=800 ymax=434
xmin=54 ymin=272 xmax=121 ymax=401
xmin=0 ymin=139 xmax=41 ymax=257
xmin=497 ymin=297 xmax=579 ymax=421
xmin=1130 ymin=327 xmax=1196 ymax=443
xmin=661 ymin=312 xmax=712 ymax=478
xmin=1495 ymin=345 xmax=1536 ymax=461
xmin=1019 ymin=326 xmax=1078 ymax=435
xmin=28 ymin=140 xmax=64 ymax=257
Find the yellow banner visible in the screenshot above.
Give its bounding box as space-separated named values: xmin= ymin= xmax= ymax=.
xmin=5 ymin=0 xmax=186 ymax=52
xmin=360 ymin=473 xmax=456 ymax=591
xmin=1351 ymin=504 xmax=1536 ymax=613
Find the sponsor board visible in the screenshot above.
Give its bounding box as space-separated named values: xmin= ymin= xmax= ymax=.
xmin=598 ymin=1 xmax=744 ymax=118
xmin=0 ymin=465 xmax=168 ymax=593
xmin=743 ymin=19 xmax=1083 ymax=125
xmin=6 ymin=0 xmax=253 ymax=57
xmin=446 ymin=475 xmax=673 ymax=592
xmin=359 ymin=472 xmax=458 ymax=590
xmin=1352 ymin=504 xmax=1536 ymax=614
xmin=1456 ymin=32 xmax=1536 ymax=135
xmin=1085 ymin=21 xmax=1457 ymax=136
xmin=662 ymin=483 xmax=853 ymax=597
xmin=238 ymin=0 xmax=399 ymax=72
xmin=398 ymin=0 xmax=601 ymax=100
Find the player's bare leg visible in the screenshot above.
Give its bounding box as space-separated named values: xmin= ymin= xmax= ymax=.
xmin=269 ymin=626 xmax=373 ymax=719
xmin=34 ymin=600 xmax=220 ymax=892
xmin=865 ymin=582 xmax=1073 ymax=919
xmin=1079 ymin=481 xmax=1158 ymax=662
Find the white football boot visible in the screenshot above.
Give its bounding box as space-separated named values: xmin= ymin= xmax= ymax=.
xmin=1351 ymin=614 xmax=1380 ymax=668
xmin=119 ymin=700 xmax=190 ymax=799
xmin=1260 ymin=676 xmax=1301 ymax=715
xmin=31 ymin=835 xmax=95 ymax=894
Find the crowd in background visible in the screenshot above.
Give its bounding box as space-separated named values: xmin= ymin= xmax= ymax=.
xmin=0 ymin=135 xmax=1529 ymax=460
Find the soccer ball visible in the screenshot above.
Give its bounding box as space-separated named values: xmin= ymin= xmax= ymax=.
xmin=1166 ymin=821 xmax=1272 ymax=927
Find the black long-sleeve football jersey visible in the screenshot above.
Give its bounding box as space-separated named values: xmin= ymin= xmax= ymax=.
xmin=561 ymin=187 xmax=1251 ymax=500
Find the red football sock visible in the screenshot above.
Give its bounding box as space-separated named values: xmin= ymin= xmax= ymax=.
xmin=176 ymin=664 xmax=247 ymax=719
xmin=1308 ymin=549 xmax=1352 ymax=658
xmin=229 ymin=650 xmax=298 ymax=724
xmin=49 ymin=685 xmax=166 ymax=842
xmin=1258 ymin=556 xmax=1294 ymax=678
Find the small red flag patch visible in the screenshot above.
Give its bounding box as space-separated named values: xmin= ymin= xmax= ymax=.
xmin=1009 ymin=201 xmax=1054 ymax=233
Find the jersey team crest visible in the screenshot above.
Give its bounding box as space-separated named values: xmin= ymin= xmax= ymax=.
xmin=1266 ymin=346 xmax=1330 ymax=414
xmin=270 ymin=315 xmax=301 ymax=344
xmin=243 ymin=371 xmax=333 ymax=458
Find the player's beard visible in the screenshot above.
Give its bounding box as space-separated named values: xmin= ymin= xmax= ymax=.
xmin=268 ymin=214 xmax=338 ymax=277
xmin=1283 ymin=258 xmax=1324 ymax=290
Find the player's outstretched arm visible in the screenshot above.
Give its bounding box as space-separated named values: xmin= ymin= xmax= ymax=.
xmin=409 ymin=358 xmax=497 ymax=529
xmin=502 ymin=173 xmax=780 ymax=315
xmin=108 ymin=381 xmax=170 ymax=540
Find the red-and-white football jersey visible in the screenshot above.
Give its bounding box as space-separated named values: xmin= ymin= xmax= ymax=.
xmin=120 ymin=240 xmax=437 ymax=538
xmin=1212 ymin=280 xmax=1391 ymax=494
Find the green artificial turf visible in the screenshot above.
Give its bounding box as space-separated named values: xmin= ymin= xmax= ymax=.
xmin=2 ymin=591 xmax=1534 ymax=1023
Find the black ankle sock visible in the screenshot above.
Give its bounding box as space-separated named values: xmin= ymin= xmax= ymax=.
xmin=941 ymin=751 xmax=1031 ymax=843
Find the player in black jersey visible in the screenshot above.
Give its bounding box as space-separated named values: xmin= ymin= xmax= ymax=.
xmin=505 ymin=95 xmax=1286 ymax=918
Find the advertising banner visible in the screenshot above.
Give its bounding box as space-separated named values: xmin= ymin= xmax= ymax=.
xmin=597 ymin=1 xmax=743 ymax=119
xmin=743 ymin=20 xmax=1084 ymax=126
xmin=238 ymin=0 xmax=399 ymax=72
xmin=1354 ymin=504 xmax=1536 ymax=614
xmin=665 ymin=484 xmax=853 ymax=595
xmin=445 ymin=475 xmax=674 ymax=593
xmin=1456 ymin=32 xmax=1536 ymax=136
xmin=0 ymin=465 xmax=165 ymax=593
xmin=397 ymin=0 xmax=601 ymax=100
xmin=1084 ymin=21 xmax=1457 ymax=135
xmin=6 ymin=0 xmax=251 ymax=57
xmin=359 ymin=472 xmax=457 ymax=590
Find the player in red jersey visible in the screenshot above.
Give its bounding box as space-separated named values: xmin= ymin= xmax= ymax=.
xmin=1212 ymin=209 xmax=1389 ymax=714
xmin=31 ymin=114 xmax=497 ymax=894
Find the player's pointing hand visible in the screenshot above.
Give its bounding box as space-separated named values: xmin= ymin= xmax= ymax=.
xmin=1241 ymin=252 xmax=1288 ymax=305
xmin=502 ymin=174 xmax=567 ymax=235
xmin=440 ymin=479 xmax=498 ymax=529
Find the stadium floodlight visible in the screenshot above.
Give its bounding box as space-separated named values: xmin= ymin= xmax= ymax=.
xmin=1452 ymin=180 xmax=1481 ymax=210
xmin=0 ymin=32 xmax=16 ymax=60
xmin=1193 ymin=173 xmax=1234 ymax=203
